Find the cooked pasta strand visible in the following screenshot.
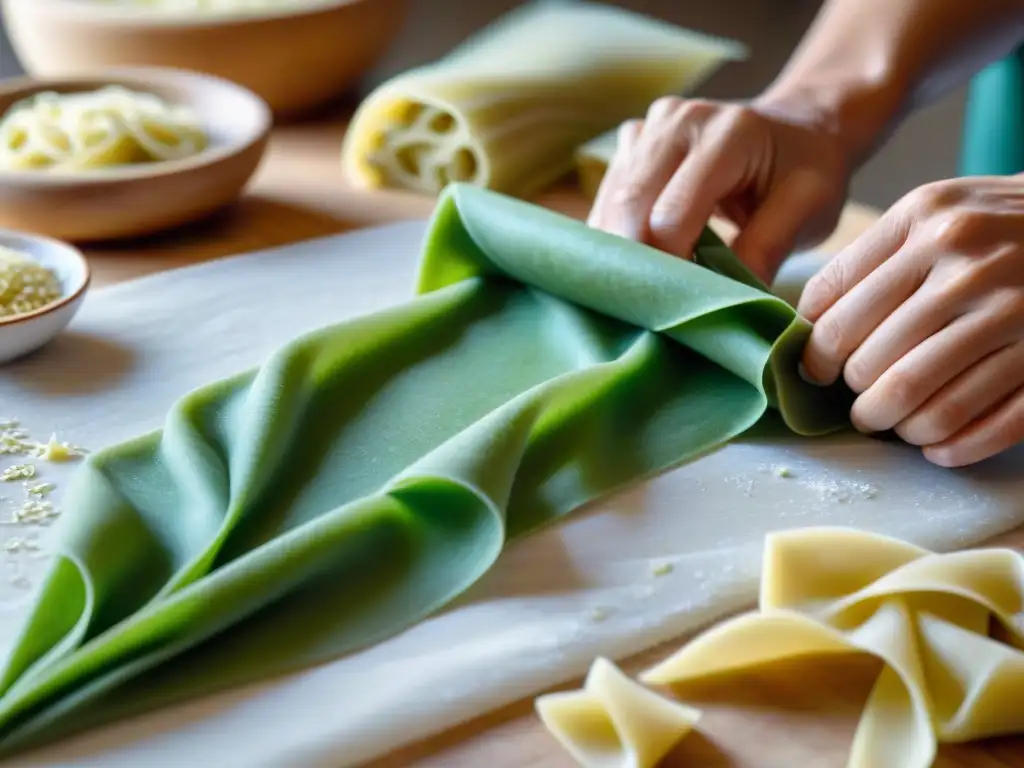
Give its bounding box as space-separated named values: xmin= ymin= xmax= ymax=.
xmin=0 ymin=86 xmax=207 ymax=172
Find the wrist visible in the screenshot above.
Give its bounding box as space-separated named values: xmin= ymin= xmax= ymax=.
xmin=754 ymin=71 xmax=907 ymax=169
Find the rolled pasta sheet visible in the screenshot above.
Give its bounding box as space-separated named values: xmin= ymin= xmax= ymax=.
xmin=0 ymin=86 xmax=208 ymax=172
xmin=535 ymin=658 xmax=701 ymax=768
xmin=342 ymin=0 xmax=745 ymax=197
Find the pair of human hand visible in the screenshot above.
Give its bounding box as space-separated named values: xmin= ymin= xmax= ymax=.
xmin=589 ymin=97 xmax=1024 ymax=467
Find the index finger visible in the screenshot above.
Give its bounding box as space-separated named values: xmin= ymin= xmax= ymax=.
xmin=587 ymin=119 xmax=644 ymax=232
xmin=797 ymin=211 xmax=909 ymax=321
xmin=646 ymin=109 xmax=750 ymax=260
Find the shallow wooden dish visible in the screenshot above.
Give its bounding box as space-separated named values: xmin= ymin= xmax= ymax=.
xmin=0 ymin=67 xmax=271 ymax=242
xmin=1 ymin=0 xmax=409 ymax=118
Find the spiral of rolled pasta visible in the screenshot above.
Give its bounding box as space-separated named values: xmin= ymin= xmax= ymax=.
xmin=0 ymin=86 xmax=208 ymax=172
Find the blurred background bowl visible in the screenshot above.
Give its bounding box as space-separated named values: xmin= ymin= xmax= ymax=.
xmin=0 ymin=229 xmax=89 ymax=364
xmin=0 ymin=67 xmax=271 ymax=241
xmin=0 ymin=0 xmax=410 ymax=119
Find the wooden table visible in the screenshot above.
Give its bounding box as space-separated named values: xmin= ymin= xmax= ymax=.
xmin=84 ymin=108 xmax=878 ymax=287
xmin=82 ymin=113 xmax=1024 ymax=768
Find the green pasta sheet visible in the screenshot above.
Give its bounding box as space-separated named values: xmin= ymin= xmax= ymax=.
xmin=0 ymin=184 xmax=851 ymax=755
xmin=341 ymin=0 xmax=745 ymax=197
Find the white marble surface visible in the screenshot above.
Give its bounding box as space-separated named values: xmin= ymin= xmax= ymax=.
xmin=0 ymin=223 xmax=1021 ymax=766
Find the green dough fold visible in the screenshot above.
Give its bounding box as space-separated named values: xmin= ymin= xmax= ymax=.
xmin=0 ymin=184 xmax=851 ymax=756
xmin=341 ymin=0 xmax=745 ymax=196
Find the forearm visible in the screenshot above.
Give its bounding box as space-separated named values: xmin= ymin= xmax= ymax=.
xmin=757 ymin=0 xmax=1024 ymax=167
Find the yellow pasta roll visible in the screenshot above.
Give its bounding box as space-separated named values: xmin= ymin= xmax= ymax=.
xmin=342 ymin=0 xmax=745 ymax=197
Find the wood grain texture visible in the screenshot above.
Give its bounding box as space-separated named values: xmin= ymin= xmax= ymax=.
xmin=80 ymin=111 xmax=1024 ymax=768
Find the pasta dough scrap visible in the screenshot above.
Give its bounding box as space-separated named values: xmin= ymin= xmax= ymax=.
xmin=637 ymin=527 xmax=1024 ymax=768
xmin=0 ymin=86 xmax=207 ymax=172
xmin=536 ymin=658 xmax=700 ymax=768
xmin=342 ymin=0 xmax=744 ymax=196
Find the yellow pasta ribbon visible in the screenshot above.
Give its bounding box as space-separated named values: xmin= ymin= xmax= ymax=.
xmin=638 ymin=527 xmax=1024 ymax=768
xmin=536 ymin=658 xmax=701 ymax=768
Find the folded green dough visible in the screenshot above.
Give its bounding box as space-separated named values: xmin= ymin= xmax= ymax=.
xmin=341 ymin=0 xmax=745 ymax=197
xmin=0 ymin=184 xmax=852 ymax=755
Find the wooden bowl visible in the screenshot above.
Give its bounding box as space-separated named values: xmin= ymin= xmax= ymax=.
xmin=0 ymin=229 xmax=89 ymax=364
xmin=0 ymin=0 xmax=410 ymax=118
xmin=0 ymin=67 xmax=271 ymax=242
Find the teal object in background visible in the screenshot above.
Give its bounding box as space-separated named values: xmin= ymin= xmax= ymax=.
xmin=960 ymin=44 xmax=1024 ymax=176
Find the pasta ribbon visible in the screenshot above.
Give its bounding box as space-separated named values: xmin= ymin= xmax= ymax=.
xmin=536 ymin=658 xmax=700 ymax=768
xmin=636 ymin=528 xmax=1024 ymax=768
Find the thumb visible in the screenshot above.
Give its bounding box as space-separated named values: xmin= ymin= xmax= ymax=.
xmin=732 ymin=171 xmax=839 ymax=285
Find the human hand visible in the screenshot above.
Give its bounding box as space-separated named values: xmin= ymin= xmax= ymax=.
xmin=799 ymin=176 xmax=1024 ymax=467
xmin=587 ymin=96 xmax=852 ymax=284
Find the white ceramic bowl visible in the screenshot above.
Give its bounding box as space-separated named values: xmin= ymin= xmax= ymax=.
xmin=0 ymin=230 xmax=90 ymax=364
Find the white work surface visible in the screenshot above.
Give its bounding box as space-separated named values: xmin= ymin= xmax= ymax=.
xmin=0 ymin=222 xmax=1022 ymax=767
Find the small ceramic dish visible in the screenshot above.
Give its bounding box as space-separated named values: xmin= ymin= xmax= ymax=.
xmin=1 ymin=0 xmax=410 ymax=118
xmin=0 ymin=67 xmax=271 ymax=242
xmin=0 ymin=229 xmax=90 ymax=364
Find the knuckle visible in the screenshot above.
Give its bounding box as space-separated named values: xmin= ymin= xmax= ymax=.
xmin=648 ymin=215 xmax=694 ymax=253
xmin=611 ymin=181 xmax=648 ymax=209
xmin=718 ymin=103 xmax=758 ymax=132
xmin=809 ymin=312 xmax=846 ymax=364
xmin=842 ymin=355 xmax=874 ymax=394
xmin=931 ymin=210 xmax=989 ymax=251
xmin=648 ymin=203 xmax=682 ymax=234
xmin=902 ymin=180 xmax=961 ymax=216
xmin=995 ymin=404 xmax=1024 ymax=448
xmin=901 ymin=400 xmax=970 ymax=445
xmin=805 ymin=259 xmax=846 ymax=306
xmin=617 ymin=118 xmax=643 ymax=139
xmin=933 ymin=266 xmax=981 ymax=306
xmin=676 ymin=98 xmax=717 ymax=124
xmin=880 ymin=368 xmax=924 ymax=416
xmin=646 ymin=96 xmax=682 ymax=122
xmin=966 ymin=288 xmax=1024 ymax=336
xmin=998 ymin=288 xmax=1024 ymax=318
xmin=930 ymin=257 xmax=996 ymax=306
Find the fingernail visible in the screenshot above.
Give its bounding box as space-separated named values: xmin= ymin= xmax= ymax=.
xmin=923 ymin=446 xmax=958 ymax=468
xmin=611 ymin=218 xmax=643 ymax=242
xmin=648 ymin=207 xmax=673 ymax=231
